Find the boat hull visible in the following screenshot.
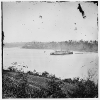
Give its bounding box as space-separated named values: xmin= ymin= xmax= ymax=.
xmin=50 ymin=52 xmax=73 ymax=55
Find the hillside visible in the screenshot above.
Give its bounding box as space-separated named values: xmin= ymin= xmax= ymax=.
xmin=2 ymin=67 xmax=98 ymax=98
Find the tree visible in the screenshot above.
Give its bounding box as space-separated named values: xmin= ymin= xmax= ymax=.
xmin=8 ymin=66 xmax=17 ymax=72
xmin=16 ymin=74 xmax=29 ymax=98
xmin=47 ymin=79 xmax=66 ymax=98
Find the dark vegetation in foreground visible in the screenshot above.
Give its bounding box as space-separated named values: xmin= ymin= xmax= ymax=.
xmin=4 ymin=40 xmax=98 ymax=52
xmin=2 ymin=66 xmax=98 ymax=98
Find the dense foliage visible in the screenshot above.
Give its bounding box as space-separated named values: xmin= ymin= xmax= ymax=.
xmin=22 ymin=40 xmax=98 ymax=52
xmin=2 ymin=66 xmax=98 ymax=98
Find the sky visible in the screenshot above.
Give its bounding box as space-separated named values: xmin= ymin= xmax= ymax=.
xmin=3 ymin=1 xmax=98 ymax=43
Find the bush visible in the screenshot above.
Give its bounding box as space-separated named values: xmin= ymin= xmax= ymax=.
xmin=16 ymin=74 xmax=29 ymax=98
xmin=8 ymin=66 xmax=17 ymax=72
xmin=3 ymin=68 xmax=98 ymax=98
xmin=67 ymin=79 xmax=98 ymax=98
xmin=2 ymin=72 xmax=29 ymax=98
xmin=27 ymin=71 xmax=34 ymax=75
xmin=2 ymin=75 xmax=18 ymax=98
xmin=46 ymin=79 xmax=66 ymax=98
xmin=63 ymin=78 xmax=73 ymax=83
xmin=42 ymin=71 xmax=49 ymax=77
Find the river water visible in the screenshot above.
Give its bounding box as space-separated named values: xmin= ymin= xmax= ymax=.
xmin=3 ymin=48 xmax=98 ymax=81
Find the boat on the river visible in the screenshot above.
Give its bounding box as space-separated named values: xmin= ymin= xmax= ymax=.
xmin=50 ymin=50 xmax=73 ymax=55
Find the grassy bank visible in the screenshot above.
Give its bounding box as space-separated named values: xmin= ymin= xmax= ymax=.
xmin=2 ymin=66 xmax=98 ymax=98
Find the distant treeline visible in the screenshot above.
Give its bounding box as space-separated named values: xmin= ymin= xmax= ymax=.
xmin=4 ymin=40 xmax=98 ymax=52
xmin=4 ymin=42 xmax=26 ymax=48
xmin=22 ymin=40 xmax=98 ymax=52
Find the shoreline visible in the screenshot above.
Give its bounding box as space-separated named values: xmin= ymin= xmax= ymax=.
xmin=3 ymin=47 xmax=98 ymax=53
